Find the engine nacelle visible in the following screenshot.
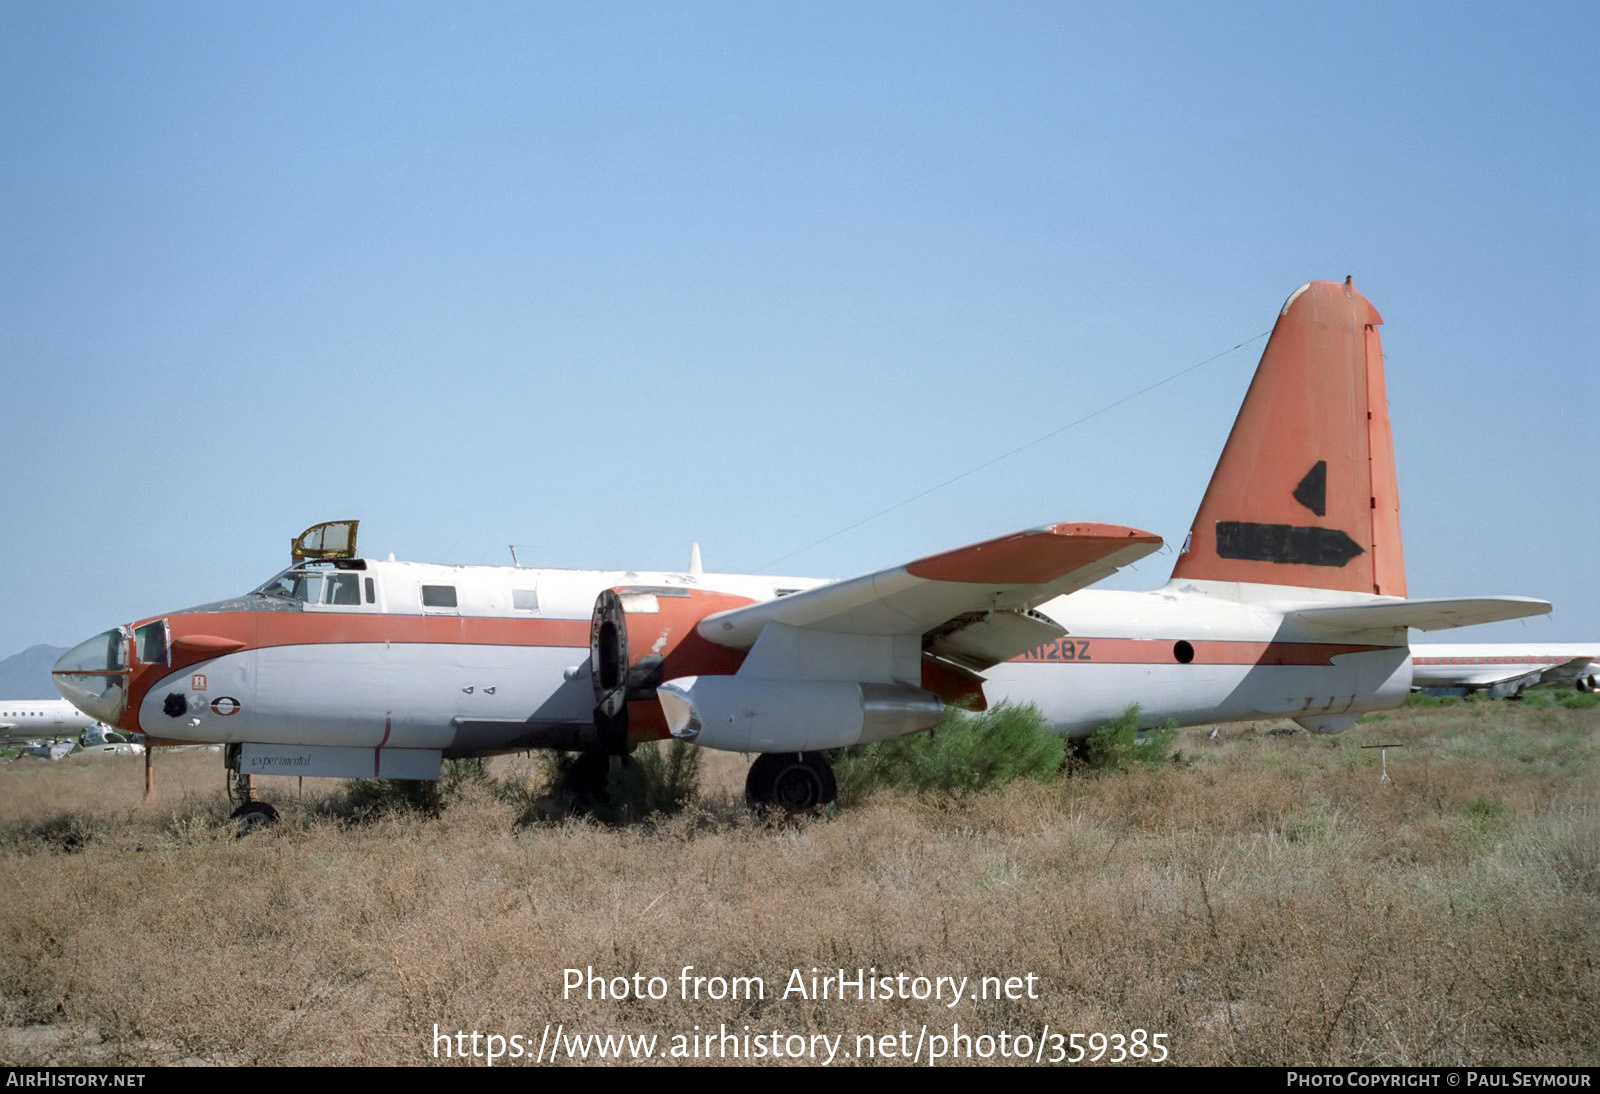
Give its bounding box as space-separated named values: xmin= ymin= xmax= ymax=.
xmin=657 ymin=675 xmax=943 ymax=753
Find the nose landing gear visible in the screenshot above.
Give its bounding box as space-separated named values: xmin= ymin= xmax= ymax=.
xmin=225 ymin=745 xmax=279 ymax=834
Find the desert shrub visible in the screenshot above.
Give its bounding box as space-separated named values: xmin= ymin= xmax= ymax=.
xmin=1559 ymin=690 xmax=1599 ymax=711
xmin=830 ymin=702 xmax=1066 ymax=804
xmin=339 ymin=757 xmax=489 ymax=819
xmin=521 ymin=740 xmax=702 ymax=826
xmin=1518 ymin=689 xmax=1553 ymax=709
xmin=1463 ymin=795 xmax=1508 ymax=822
xmin=1079 ymin=704 xmax=1178 ymax=772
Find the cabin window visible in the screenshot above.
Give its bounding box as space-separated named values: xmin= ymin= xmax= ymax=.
xmin=421 ymin=585 xmax=458 ymax=608
xmin=512 ymin=588 xmax=539 ymax=611
xmin=134 ymin=621 xmax=168 ymax=665
xmin=365 ymin=577 xmax=375 ymax=603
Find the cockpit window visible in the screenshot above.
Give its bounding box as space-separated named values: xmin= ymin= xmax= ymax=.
xmin=327 ymin=573 xmax=361 ymax=605
xmin=256 ymin=570 xmax=313 ymax=601
xmin=254 ymin=565 xmax=364 ymax=607
xmin=134 ymin=620 xmax=168 ymax=665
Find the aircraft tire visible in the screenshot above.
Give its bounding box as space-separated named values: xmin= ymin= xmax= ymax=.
xmin=230 ymin=800 xmax=279 ymax=836
xmin=745 ymin=751 xmax=836 ymax=813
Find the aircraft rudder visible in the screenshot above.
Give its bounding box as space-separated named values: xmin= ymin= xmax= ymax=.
xmin=1171 ymin=279 xmax=1405 ymax=596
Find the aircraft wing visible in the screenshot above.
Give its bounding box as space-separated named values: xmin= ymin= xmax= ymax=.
xmin=697 ymin=522 xmax=1162 ymax=671
xmin=1536 ymin=656 xmax=1600 ymax=688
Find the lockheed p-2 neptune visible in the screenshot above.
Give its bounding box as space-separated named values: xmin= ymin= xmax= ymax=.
xmin=53 ymin=280 xmax=1548 ymax=816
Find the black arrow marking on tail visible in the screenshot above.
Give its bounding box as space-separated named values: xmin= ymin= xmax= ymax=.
xmin=1293 ymin=460 xmax=1327 ymax=516
xmin=1215 ymin=521 xmax=1364 ymax=567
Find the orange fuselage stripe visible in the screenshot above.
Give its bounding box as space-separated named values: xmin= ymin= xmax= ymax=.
xmin=1010 ymin=637 xmax=1395 ymax=667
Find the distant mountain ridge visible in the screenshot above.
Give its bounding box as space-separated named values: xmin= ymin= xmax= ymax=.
xmin=0 ymin=645 xmax=70 ymax=700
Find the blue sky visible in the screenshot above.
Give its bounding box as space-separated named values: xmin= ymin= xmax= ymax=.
xmin=1 ymin=0 xmax=1595 ymax=657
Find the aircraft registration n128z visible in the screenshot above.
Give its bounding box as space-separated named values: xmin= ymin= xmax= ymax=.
xmin=54 ymin=279 xmax=1549 ymax=816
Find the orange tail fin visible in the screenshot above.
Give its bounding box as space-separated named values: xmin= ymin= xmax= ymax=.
xmin=1171 ymin=279 xmax=1405 ymax=596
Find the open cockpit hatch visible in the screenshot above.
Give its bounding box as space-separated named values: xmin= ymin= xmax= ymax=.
xmin=291 ymin=519 xmax=359 ymax=563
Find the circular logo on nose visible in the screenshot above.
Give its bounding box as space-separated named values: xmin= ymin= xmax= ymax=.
xmin=210 ymin=696 xmax=241 ymax=716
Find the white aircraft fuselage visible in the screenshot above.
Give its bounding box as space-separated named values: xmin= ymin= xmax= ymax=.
xmin=51 ymin=565 xmax=1422 ymax=756
xmin=0 ymin=698 xmax=102 ymax=744
xmin=1410 ymin=644 xmax=1599 ymax=696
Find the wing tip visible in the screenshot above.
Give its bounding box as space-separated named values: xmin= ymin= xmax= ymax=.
xmin=907 ymin=523 xmax=1163 ymax=584
xmin=1043 ymin=521 xmax=1163 ymax=545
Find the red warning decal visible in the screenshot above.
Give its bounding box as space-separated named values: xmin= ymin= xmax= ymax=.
xmin=210 ymin=696 xmax=241 ymax=716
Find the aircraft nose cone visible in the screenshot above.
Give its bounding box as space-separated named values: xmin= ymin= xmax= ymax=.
xmin=53 ymin=628 xmax=131 ymax=725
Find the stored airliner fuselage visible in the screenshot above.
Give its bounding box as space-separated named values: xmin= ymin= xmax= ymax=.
xmin=1410 ymin=644 xmax=1599 ymax=697
xmin=0 ymin=698 xmax=103 ymax=744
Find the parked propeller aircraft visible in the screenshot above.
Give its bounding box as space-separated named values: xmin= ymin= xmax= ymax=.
xmin=1410 ymin=644 xmax=1599 ymax=698
xmin=53 ymin=279 xmax=1549 ymax=816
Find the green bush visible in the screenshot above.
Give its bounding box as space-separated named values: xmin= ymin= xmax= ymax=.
xmin=341 ymin=757 xmax=489 ymax=818
xmin=1560 ymin=690 xmax=1599 ymax=710
xmin=830 ymin=702 xmax=1066 ymax=805
xmin=1406 ymin=691 xmax=1460 ymax=707
xmin=1463 ymin=795 xmax=1508 ymax=822
xmin=1079 ymin=704 xmax=1178 ymax=772
xmin=524 ymin=740 xmax=702 ymax=826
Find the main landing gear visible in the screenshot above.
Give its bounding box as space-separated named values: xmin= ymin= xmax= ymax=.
xmin=744 ymin=752 xmax=837 ymax=813
xmin=567 ymin=749 xmax=613 ymax=803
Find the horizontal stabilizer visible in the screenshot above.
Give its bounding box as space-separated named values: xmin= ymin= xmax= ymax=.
xmin=1290 ymin=596 xmax=1550 ymax=633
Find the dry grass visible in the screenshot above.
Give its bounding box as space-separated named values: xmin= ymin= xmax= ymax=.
xmin=0 ymin=702 xmax=1595 ymax=1066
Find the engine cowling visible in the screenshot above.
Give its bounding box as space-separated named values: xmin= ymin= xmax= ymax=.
xmin=657 ymin=675 xmax=943 ymax=752
xmin=585 ymin=586 xmax=757 ymax=745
